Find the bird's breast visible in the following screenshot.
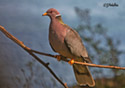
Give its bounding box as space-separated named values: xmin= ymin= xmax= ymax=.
xmin=49 ymin=23 xmax=71 ymax=57
xmin=49 ymin=25 xmax=66 ymax=50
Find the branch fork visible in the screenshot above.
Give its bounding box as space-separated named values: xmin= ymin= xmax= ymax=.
xmin=0 ymin=25 xmax=125 ymax=88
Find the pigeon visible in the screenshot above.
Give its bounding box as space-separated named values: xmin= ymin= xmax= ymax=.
xmin=42 ymin=8 xmax=95 ymax=87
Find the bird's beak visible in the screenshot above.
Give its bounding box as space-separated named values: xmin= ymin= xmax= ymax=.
xmin=42 ymin=12 xmax=47 ymax=16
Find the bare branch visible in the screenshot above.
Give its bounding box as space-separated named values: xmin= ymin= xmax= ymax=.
xmin=30 ymin=49 xmax=125 ymax=70
xmin=30 ymin=49 xmax=69 ymax=62
xmin=0 ymin=25 xmax=68 ymax=88
xmin=74 ymin=61 xmax=125 ymax=70
xmin=0 ymin=25 xmax=125 ymax=88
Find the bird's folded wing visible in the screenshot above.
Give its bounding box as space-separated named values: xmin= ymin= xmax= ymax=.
xmin=64 ymin=27 xmax=88 ymax=58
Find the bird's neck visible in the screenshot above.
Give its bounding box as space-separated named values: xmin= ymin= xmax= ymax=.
xmin=56 ymin=16 xmax=65 ymax=25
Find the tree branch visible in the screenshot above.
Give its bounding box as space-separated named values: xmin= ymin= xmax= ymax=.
xmin=0 ymin=25 xmax=68 ymax=88
xmin=74 ymin=61 xmax=125 ymax=70
xmin=0 ymin=25 xmax=125 ymax=88
xmin=30 ymin=49 xmax=125 ymax=70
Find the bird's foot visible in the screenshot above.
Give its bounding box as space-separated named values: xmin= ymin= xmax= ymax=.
xmin=54 ymin=55 xmax=61 ymax=61
xmin=68 ymin=59 xmax=75 ymax=65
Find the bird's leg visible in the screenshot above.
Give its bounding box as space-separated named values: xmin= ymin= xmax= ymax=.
xmin=68 ymin=59 xmax=75 ymax=65
xmin=54 ymin=55 xmax=62 ymax=61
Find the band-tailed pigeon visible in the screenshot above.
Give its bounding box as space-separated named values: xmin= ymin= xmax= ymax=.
xmin=42 ymin=8 xmax=95 ymax=87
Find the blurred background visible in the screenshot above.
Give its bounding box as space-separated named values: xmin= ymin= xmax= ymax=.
xmin=0 ymin=0 xmax=125 ymax=88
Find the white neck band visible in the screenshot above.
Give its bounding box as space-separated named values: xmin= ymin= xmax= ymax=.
xmin=56 ymin=14 xmax=61 ymax=17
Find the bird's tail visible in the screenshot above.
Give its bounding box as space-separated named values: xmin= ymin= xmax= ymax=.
xmin=73 ymin=63 xmax=95 ymax=87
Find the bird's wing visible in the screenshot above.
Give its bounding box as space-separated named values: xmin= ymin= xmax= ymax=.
xmin=64 ymin=25 xmax=89 ymax=58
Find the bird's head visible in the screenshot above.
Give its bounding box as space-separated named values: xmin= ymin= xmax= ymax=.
xmin=42 ymin=8 xmax=61 ymax=18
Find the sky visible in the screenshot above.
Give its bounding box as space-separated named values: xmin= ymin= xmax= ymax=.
xmin=0 ymin=0 xmax=125 ymax=87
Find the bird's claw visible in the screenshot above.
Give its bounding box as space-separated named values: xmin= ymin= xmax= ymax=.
xmin=68 ymin=59 xmax=74 ymax=65
xmin=55 ymin=55 xmax=61 ymax=61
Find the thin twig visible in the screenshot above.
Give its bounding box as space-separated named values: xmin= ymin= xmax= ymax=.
xmin=0 ymin=25 xmax=68 ymax=88
xmin=30 ymin=49 xmax=69 ymax=62
xmin=74 ymin=61 xmax=125 ymax=70
xmin=30 ymin=49 xmax=125 ymax=70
